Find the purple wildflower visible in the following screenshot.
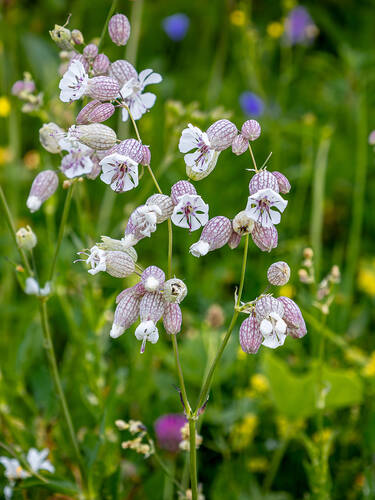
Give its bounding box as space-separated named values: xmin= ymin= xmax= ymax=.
xmin=285 ymin=6 xmax=318 ymax=46
xmin=239 ymin=92 xmax=264 ymax=117
xmin=154 ymin=414 xmax=186 ymax=452
xmin=162 ymin=14 xmax=190 ymax=42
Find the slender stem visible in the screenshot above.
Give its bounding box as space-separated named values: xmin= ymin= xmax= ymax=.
xmin=263 ymin=437 xmax=289 ymax=492
xmin=195 ymin=234 xmax=249 ymax=412
xmin=172 ymin=334 xmax=191 ymax=415
xmin=0 ymin=184 xmax=33 ymax=275
xmin=124 ymin=103 xmax=142 ymax=142
xmin=38 ymin=299 xmax=83 ymax=467
xmin=167 ymin=219 xmax=173 ymax=279
xmin=248 ymin=144 xmax=258 ymax=172
xmin=48 ymin=184 xmax=74 ymax=282
xmin=97 ymin=0 xmax=118 ymax=51
xmin=189 ymin=419 xmax=198 ymax=500
xmin=153 ymin=449 xmax=184 ymax=494
xmin=146 ymin=164 xmax=163 ymax=193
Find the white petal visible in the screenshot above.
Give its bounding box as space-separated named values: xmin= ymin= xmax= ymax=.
xmin=184 ymin=150 xmax=200 ymax=166
xmin=121 ymin=107 xmax=129 ymax=122
xmin=140 ymin=92 xmax=156 ymax=109
xmin=260 ymin=319 xmax=273 ymax=336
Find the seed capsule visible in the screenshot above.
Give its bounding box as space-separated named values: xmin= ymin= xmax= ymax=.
xmin=27 ymin=170 xmax=59 ymax=213
xmin=110 ymin=293 xmax=141 ymax=338
xmin=232 ymin=210 xmax=254 ymax=235
xmin=73 ymin=124 xmax=117 ymax=150
xmin=190 ymin=216 xmax=232 ymax=257
xmin=86 ymin=76 xmax=120 ymax=101
xmin=163 ymin=278 xmax=187 ymax=304
xmin=108 ymin=14 xmax=131 ymax=46
xmin=249 ymin=170 xmax=279 ymax=195
xmin=267 ymin=261 xmax=290 ymax=286
xmin=206 ymin=119 xmax=237 ymax=151
xmin=277 ymin=297 xmax=307 ymax=338
xmin=105 ymin=251 xmax=135 ymax=278
xmin=239 ymin=314 xmax=262 ymax=354
xmin=163 ymin=303 xmax=182 ymax=335
xmin=241 ymin=120 xmax=261 ymax=141
xmin=251 ymin=223 xmax=278 ymax=252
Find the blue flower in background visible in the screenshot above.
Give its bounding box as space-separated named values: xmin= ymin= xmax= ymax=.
xmin=239 ymin=92 xmax=264 ymax=117
xmin=162 ymin=13 xmax=190 ymax=41
xmin=285 ymin=6 xmax=318 ymax=45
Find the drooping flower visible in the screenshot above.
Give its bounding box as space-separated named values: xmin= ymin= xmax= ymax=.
xmin=277 ymin=296 xmax=307 ymax=338
xmin=110 ymin=291 xmax=141 ymax=338
xmin=190 ymin=216 xmax=232 ymax=257
xmin=255 ymin=296 xmax=287 ymax=349
xmin=124 ymin=204 xmax=162 ymax=246
xmin=170 ymin=180 xmax=197 ymax=205
xmin=239 ymin=314 xmax=263 ymax=354
xmin=239 ymin=91 xmax=264 ymax=117
xmin=26 ymin=170 xmax=59 ymax=213
xmin=39 ymin=122 xmax=64 ymax=153
xmin=135 ymin=292 xmax=164 ymax=353
xmin=246 ymin=188 xmax=287 ymax=228
xmin=76 ymin=246 xmax=135 ymax=277
xmin=179 ymin=124 xmax=219 ymax=179
xmin=162 ymin=14 xmax=190 ymax=41
xmin=59 ymin=60 xmax=89 ymax=102
xmin=60 ymin=139 xmax=93 ymax=179
xmin=120 ymin=69 xmax=162 ymax=121
xmin=154 ymin=414 xmax=186 ymax=453
xmin=99 ymin=153 xmax=139 ymax=192
xmin=171 ymin=193 xmax=209 ymax=231
xmin=163 ymin=303 xmax=182 ymax=335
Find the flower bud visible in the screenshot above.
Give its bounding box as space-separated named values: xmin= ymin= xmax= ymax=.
xmin=86 ymin=76 xmax=120 ymax=101
xmin=27 ymin=170 xmax=59 ymax=213
xmin=241 ymin=120 xmax=261 ymax=141
xmin=239 ymin=315 xmax=262 ymax=354
xmin=190 ymin=216 xmax=232 ymax=257
xmin=49 ymin=24 xmax=73 ymax=50
xmin=255 ymin=295 xmax=284 ymax=321
xmin=170 ymin=180 xmax=197 ymax=205
xmin=73 ymin=124 xmax=117 ymax=150
xmin=206 ymin=119 xmax=237 ymax=151
xmin=277 ymin=297 xmax=307 ymax=338
xmin=83 ymin=43 xmax=98 ymax=60
xmin=16 ymin=226 xmax=37 ymax=250
xmin=105 ymin=251 xmax=135 ymax=278
xmin=141 ymin=266 xmax=165 ymax=292
xmin=227 ymin=229 xmax=242 ymax=249
xmin=163 ymin=278 xmax=187 ymax=304
xmin=303 ymin=247 xmax=313 ymax=259
xmin=77 ymin=100 xmax=115 ymax=124
xmin=71 ymin=29 xmax=84 ymax=45
xmin=271 ymin=171 xmax=291 ymax=194
xmin=39 ymin=122 xmax=64 ymax=153
xmin=251 ymin=223 xmax=278 ymax=252
xmin=108 ymin=14 xmax=131 ymax=46
xmin=232 ymin=210 xmax=254 ymax=235
xmin=110 ymin=293 xmax=141 ymax=338
xmin=163 ymin=303 xmax=182 ymax=335
xmin=109 ymin=59 xmax=138 ymax=86
xmin=146 ymin=194 xmax=174 ymax=223
xmin=267 ymin=261 xmax=290 ymax=286
xmin=249 ymin=170 xmax=279 ymax=195
xmin=140 ymin=145 xmax=151 ymax=166
xmin=232 ymin=134 xmax=249 ymax=155
xmin=92 ymin=54 xmax=110 ymax=75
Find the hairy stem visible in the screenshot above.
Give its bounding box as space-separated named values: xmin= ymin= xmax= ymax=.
xmin=49 ymin=184 xmax=74 ymax=282
xmin=0 ymin=184 xmax=33 ymax=276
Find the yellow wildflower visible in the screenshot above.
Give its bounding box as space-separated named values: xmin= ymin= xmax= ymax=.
xmin=230 ymin=413 xmax=258 ymax=451
xmin=230 ymin=10 xmax=246 ymax=27
xmin=362 ymin=352 xmax=375 ymax=377
xmin=0 ymin=96 xmax=11 ymax=117
xmin=251 ymin=373 xmax=269 ymax=394
xmin=247 ymin=456 xmax=268 ymax=472
xmin=278 ymin=283 xmax=295 ymax=298
xmin=276 ymin=416 xmax=305 ymax=438
xmin=267 ymin=22 xmax=284 ymax=39
xmin=358 ymin=265 xmax=375 ymax=297
xmin=0 ymin=147 xmax=13 ymax=165
xmin=313 ymin=428 xmax=333 ymax=444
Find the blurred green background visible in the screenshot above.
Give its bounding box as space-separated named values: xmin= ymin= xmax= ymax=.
xmin=1 ymin=0 xmax=375 ymax=498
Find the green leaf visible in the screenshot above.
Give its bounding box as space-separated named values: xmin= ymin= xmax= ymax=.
xmin=20 ymin=476 xmax=81 ymax=496
xmin=262 ymin=352 xmax=363 ymax=419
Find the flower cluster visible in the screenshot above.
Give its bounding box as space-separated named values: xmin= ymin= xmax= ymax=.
xmin=11 ymin=73 xmax=43 ymax=113
xmin=115 ymin=419 xmax=154 ymax=458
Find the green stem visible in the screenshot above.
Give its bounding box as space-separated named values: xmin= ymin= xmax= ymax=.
xmin=263 ymin=437 xmax=289 ymax=492
xmin=248 ymin=144 xmax=258 ymax=172
xmin=153 ymin=449 xmax=183 ymax=495
xmin=172 ymin=334 xmax=191 ymax=416
xmin=188 ymin=419 xmax=198 ymax=500
xmin=38 ymin=299 xmax=83 ymax=468
xmin=195 ymin=234 xmax=249 ymax=413
xmin=48 ymin=184 xmax=74 ymax=282
xmin=97 ymin=0 xmax=118 ymax=51
xmin=125 ymin=0 xmax=143 ymax=65
xmin=0 ymin=184 xmax=33 ymax=276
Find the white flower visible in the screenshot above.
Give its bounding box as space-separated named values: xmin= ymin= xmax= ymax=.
xmin=59 ymin=60 xmax=89 ymax=103
xmin=260 ymin=311 xmax=287 ymax=349
xmin=246 ymin=188 xmax=288 ymax=228
xmin=120 ymin=69 xmax=162 ymax=121
xmin=171 ymin=193 xmax=209 ymax=231
xmin=179 ymin=124 xmax=219 ymax=174
xmin=131 ymin=204 xmax=162 ymax=237
xmin=0 ymin=457 xmax=29 ymax=481
xmin=135 ymin=320 xmax=159 ymax=353
xmin=76 ymin=245 xmax=107 ymax=275
xmin=26 ymin=448 xmax=54 ymax=474
xmin=99 ymin=153 xmax=139 ymax=192
xmin=25 ymin=277 xmax=51 ymax=297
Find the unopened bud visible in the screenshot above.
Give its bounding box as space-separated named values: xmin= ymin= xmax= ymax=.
xmin=241 ymin=120 xmax=261 ymax=141
xmin=303 ymin=248 xmax=313 ymax=260
xmin=39 ymin=122 xmax=64 ymax=154
xmin=232 ymin=134 xmax=248 ymax=155
xmin=71 ymin=29 xmax=84 ymax=45
xmin=93 ymin=54 xmax=110 ymax=75
xmin=27 ymin=170 xmax=59 ymax=213
xmin=72 ymin=124 xmax=117 ymax=150
xmin=206 ymin=119 xmax=237 ymax=151
xmin=83 ymin=43 xmax=98 ymax=60
xmin=108 ymin=14 xmax=131 ymax=46
xmin=49 ymin=24 xmax=73 ymax=50
xmin=267 ymin=261 xmax=290 ymax=286
xmin=16 ymin=226 xmax=37 ymax=250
